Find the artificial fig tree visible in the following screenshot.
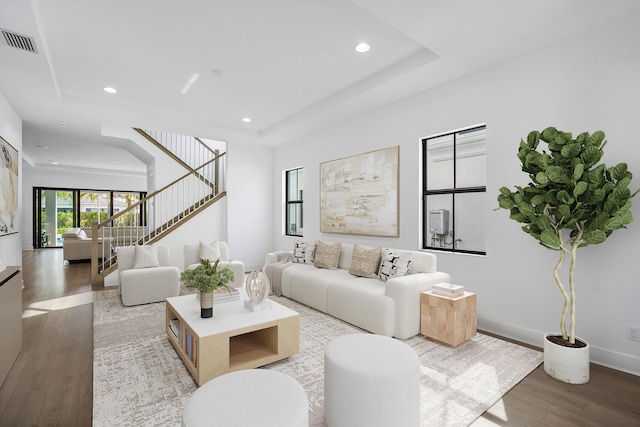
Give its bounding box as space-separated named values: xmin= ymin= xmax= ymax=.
xmin=497 ymin=127 xmax=637 ymax=346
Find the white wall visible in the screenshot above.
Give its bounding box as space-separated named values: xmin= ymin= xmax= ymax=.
xmin=0 ymin=91 xmax=22 ymax=267
xmin=270 ymin=15 xmax=640 ymax=374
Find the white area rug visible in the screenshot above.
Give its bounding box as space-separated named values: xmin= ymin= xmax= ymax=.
xmin=93 ymin=289 xmax=542 ymax=426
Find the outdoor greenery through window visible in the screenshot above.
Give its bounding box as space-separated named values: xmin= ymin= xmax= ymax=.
xmin=285 ymin=168 xmax=303 ymax=237
xmin=422 ymin=125 xmax=487 ymax=255
xmin=33 ymin=188 xmax=146 ymax=248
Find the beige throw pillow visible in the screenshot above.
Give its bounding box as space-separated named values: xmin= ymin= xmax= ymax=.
xmin=198 ymin=241 xmax=221 ymax=262
xmin=134 ymin=245 xmax=160 ymax=269
xmin=349 ymin=245 xmax=382 ymax=278
xmin=313 ymin=241 xmax=341 ymax=269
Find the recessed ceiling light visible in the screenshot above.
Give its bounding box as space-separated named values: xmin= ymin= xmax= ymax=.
xmin=36 ymin=145 xmax=48 ymax=149
xmin=242 ymin=117 xmax=252 ymax=123
xmin=103 ymin=86 xmax=118 ymax=94
xmin=354 ymin=42 xmax=371 ymax=53
xmin=49 ymin=160 xmax=59 ymax=165
xmin=58 ymin=122 xmax=68 ymax=128
xmin=212 ymin=69 xmax=224 ymax=76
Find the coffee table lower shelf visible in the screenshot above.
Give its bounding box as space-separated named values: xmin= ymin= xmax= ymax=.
xmin=166 ymin=295 xmax=299 ymax=386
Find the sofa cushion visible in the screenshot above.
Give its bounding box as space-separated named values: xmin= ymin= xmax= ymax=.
xmin=349 ymin=245 xmax=381 ymax=278
xmin=327 ymin=278 xmax=394 ymax=337
xmin=293 ymin=240 xmax=316 ymax=264
xmin=61 ymin=228 xmax=81 ymax=239
xmin=378 ymin=248 xmax=412 ymax=282
xmin=198 ymin=241 xmax=221 ymax=262
xmin=288 ymin=267 xmax=353 ymax=312
xmin=134 ymin=245 xmax=160 ymax=269
xmin=314 ymin=241 xmax=341 ymax=269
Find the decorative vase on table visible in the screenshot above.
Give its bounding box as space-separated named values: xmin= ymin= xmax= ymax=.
xmin=244 ymin=270 xmax=271 ymax=311
xmin=200 ymin=291 xmax=214 ymax=318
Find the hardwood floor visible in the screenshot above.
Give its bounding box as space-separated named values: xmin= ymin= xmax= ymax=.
xmin=0 ymin=249 xmax=639 ymax=426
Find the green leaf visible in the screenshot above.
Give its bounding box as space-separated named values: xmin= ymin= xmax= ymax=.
xmin=531 ymin=194 xmax=545 ymax=206
xmin=581 ymin=145 xmax=604 ymax=168
xmin=540 ymin=229 xmax=561 ymax=248
xmin=557 ymin=190 xmax=574 ymax=205
xmin=582 ymin=230 xmax=607 ymax=245
xmin=497 ymin=195 xmax=515 ymax=209
xmin=546 ymin=166 xmax=565 ymax=183
xmin=561 ymin=143 xmax=581 ymax=158
xmin=611 ymin=163 xmax=628 ymax=181
xmin=535 ymin=171 xmax=549 ymax=185
xmin=556 ymin=204 xmax=572 ymax=221
xmin=499 ymin=186 xmax=512 ymax=196
xmin=573 ymin=181 xmax=588 ymax=197
xmin=527 ymin=131 xmax=540 ymax=149
xmin=573 ymin=163 xmax=585 ymax=180
xmin=605 ymin=216 xmax=625 ymax=231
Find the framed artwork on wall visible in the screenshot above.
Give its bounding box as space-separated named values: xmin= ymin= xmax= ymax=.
xmin=320 ymin=145 xmax=399 ymax=237
xmin=0 ymin=136 xmax=19 ymax=237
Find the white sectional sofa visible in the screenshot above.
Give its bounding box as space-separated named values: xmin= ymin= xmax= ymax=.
xmin=265 ymin=242 xmax=451 ymax=339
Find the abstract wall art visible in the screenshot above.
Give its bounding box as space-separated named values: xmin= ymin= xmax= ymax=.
xmin=0 ymin=136 xmax=19 ymax=237
xmin=320 ymin=146 xmax=399 ymax=237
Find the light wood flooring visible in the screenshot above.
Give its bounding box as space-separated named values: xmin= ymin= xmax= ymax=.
xmin=0 ymin=249 xmax=639 ymax=426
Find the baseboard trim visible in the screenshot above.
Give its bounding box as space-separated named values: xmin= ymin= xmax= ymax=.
xmin=478 ymin=317 xmax=640 ymax=377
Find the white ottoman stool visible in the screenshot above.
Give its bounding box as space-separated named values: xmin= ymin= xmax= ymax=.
xmin=182 ymin=369 xmax=308 ymax=427
xmin=324 ymin=334 xmax=420 ymax=427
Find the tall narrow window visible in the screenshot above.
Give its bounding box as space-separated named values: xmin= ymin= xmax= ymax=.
xmin=285 ymin=168 xmax=304 ymax=237
xmin=422 ymin=125 xmax=486 ymax=255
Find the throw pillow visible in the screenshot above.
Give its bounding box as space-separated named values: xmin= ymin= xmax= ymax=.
xmin=77 ymin=229 xmax=88 ymax=240
xmin=349 ymin=245 xmax=382 ymax=278
xmin=293 ymin=240 xmax=317 ymax=264
xmin=314 ymin=241 xmax=341 ymax=269
xmin=378 ymin=248 xmax=412 ymax=282
xmin=134 ymin=245 xmax=160 ymax=269
xmin=198 ymin=241 xmax=221 ymax=262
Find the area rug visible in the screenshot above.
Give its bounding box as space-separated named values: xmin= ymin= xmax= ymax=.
xmin=93 ymin=289 xmax=542 ymax=426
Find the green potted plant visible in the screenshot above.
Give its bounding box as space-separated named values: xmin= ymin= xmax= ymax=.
xmin=497 ymin=127 xmax=637 ymax=384
xmin=180 ymin=258 xmax=235 ymax=318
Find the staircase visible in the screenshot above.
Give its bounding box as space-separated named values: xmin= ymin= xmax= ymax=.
xmin=90 ymin=129 xmax=227 ymax=286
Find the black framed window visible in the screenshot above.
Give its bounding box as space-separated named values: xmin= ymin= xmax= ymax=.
xmin=285 ymin=168 xmax=303 ymax=237
xmin=422 ymin=125 xmax=486 ymax=255
xmin=33 ymin=187 xmax=146 ymax=249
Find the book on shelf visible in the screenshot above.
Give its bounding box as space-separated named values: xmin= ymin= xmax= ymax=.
xmin=169 ymin=318 xmax=180 ymax=339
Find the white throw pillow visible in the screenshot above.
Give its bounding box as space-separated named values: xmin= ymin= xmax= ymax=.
xmin=293 ymin=240 xmax=317 ymax=264
xmin=134 ymin=245 xmax=160 ymax=269
xmin=77 ymin=229 xmax=88 ymax=240
xmin=378 ymin=248 xmax=412 ymax=282
xmin=198 ymin=241 xmax=221 ymax=262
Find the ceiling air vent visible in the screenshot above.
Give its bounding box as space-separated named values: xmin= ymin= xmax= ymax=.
xmin=1 ymin=28 xmax=38 ymax=54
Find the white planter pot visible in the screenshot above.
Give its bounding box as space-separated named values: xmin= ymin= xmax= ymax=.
xmin=543 ymin=332 xmax=590 ymax=384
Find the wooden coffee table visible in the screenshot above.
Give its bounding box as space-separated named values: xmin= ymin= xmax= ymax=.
xmin=166 ymin=292 xmax=299 ymax=386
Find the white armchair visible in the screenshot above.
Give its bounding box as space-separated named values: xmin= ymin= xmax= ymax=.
xmin=183 ymin=241 xmax=245 ymax=288
xmin=117 ymin=244 xmax=180 ymax=306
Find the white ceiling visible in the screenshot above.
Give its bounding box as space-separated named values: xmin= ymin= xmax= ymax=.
xmin=1 ymin=0 xmax=639 ymax=175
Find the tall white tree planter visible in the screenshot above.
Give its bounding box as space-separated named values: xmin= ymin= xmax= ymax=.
xmin=543 ymin=333 xmax=590 ymax=384
xmin=497 ymin=127 xmax=637 ymax=384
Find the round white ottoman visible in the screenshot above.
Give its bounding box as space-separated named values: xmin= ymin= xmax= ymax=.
xmin=324 ymin=334 xmax=420 ymax=427
xmin=182 ymin=369 xmax=308 ymax=427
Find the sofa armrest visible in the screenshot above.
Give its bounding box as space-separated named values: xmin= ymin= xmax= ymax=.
xmin=385 ymin=271 xmax=451 ymax=339
xmin=264 ymin=251 xmax=293 ymax=265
